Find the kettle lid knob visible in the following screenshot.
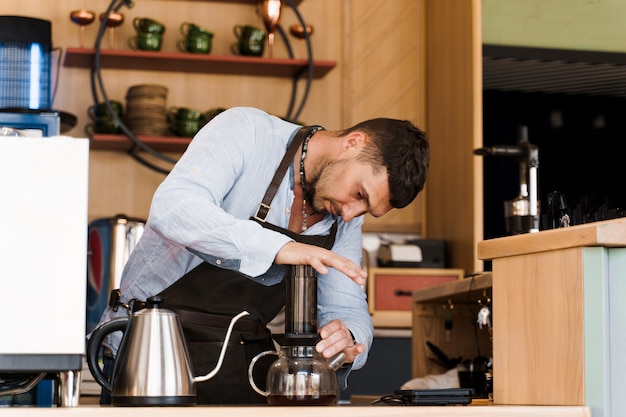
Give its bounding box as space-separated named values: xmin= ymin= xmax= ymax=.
xmin=146 ymin=295 xmax=164 ymax=308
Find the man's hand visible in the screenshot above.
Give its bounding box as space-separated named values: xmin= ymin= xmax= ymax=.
xmin=315 ymin=319 xmax=365 ymax=365
xmin=274 ymin=241 xmax=367 ymax=286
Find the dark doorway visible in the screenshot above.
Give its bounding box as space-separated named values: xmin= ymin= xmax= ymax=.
xmin=482 ymin=90 xmax=626 ymax=240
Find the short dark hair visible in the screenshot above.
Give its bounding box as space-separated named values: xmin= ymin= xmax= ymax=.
xmin=339 ymin=118 xmax=429 ymax=209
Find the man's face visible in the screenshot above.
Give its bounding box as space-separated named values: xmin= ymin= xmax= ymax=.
xmin=307 ymin=158 xmax=392 ymax=222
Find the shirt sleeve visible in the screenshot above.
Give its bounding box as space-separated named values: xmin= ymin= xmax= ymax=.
xmin=147 ymin=108 xmax=294 ymax=277
xmin=316 ymin=216 xmax=374 ymax=377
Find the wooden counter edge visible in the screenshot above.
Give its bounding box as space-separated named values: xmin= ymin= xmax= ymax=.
xmin=477 ymin=217 xmax=626 ymax=260
xmin=0 ymin=405 xmax=592 ymax=417
xmin=412 ymin=273 xmax=492 ymax=304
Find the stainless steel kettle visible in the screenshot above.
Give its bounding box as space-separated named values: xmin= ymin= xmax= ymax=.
xmin=87 ymin=296 xmax=249 ymax=406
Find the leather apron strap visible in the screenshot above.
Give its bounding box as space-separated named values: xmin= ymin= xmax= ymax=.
xmin=253 ymin=126 xmax=322 ymax=222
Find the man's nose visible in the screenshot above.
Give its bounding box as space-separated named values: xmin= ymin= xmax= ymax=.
xmin=340 ymin=201 xmax=367 ymax=222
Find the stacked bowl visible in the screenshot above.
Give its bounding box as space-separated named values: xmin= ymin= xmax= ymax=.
xmin=124 ymin=84 xmax=169 ymax=135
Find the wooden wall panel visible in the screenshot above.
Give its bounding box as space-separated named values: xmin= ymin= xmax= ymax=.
xmin=343 ymin=0 xmax=427 ymax=234
xmin=87 ymin=151 xmax=172 ymax=221
xmin=425 ymin=0 xmax=483 ymax=274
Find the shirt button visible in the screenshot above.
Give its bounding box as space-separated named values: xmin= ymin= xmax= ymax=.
xmin=284 ymin=208 xmax=290 ymax=214
xmin=216 ymin=259 xmax=222 ymax=265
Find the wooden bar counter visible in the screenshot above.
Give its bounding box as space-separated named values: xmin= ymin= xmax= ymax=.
xmin=478 ymin=218 xmax=626 ymax=417
xmin=0 ymin=404 xmax=591 ymax=416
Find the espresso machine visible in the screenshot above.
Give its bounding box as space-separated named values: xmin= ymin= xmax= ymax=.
xmin=0 ymin=136 xmax=89 ymax=406
xmin=475 ymin=126 xmax=540 ymax=235
xmin=249 ymin=265 xmax=345 ymax=405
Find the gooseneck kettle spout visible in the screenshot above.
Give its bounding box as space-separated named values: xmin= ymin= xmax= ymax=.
xmin=193 ymin=310 xmax=250 ymax=383
xmin=87 ymin=296 xmax=248 ymax=406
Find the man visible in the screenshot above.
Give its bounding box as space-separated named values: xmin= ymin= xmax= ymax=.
xmin=95 ymin=106 xmax=429 ymax=404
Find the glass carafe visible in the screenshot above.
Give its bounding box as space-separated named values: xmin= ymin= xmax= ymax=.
xmin=265 ymin=345 xmax=338 ymax=405
xmin=248 ymin=264 xmax=344 ymax=405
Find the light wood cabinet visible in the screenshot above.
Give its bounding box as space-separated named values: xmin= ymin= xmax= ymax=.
xmin=411 ymin=273 xmax=492 ymax=379
xmin=368 ymin=267 xmax=464 ymax=329
xmin=478 ymin=218 xmax=626 ymax=417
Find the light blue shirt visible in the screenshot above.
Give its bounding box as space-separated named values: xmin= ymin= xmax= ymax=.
xmin=98 ymin=107 xmax=373 ymax=372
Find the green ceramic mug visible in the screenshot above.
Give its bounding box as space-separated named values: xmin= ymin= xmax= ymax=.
xmin=88 ymin=100 xmax=123 ymax=120
xmin=174 ymin=119 xmax=200 ymax=137
xmin=177 ymin=33 xmax=213 ymax=54
xmin=96 ymin=116 xmax=122 ymax=134
xmin=128 ymin=32 xmax=163 ymax=51
xmin=133 ymin=17 xmax=166 ymax=34
xmin=179 ymin=22 xmax=212 ymax=38
xmin=85 ymin=116 xmax=122 ymax=135
xmin=231 ymin=25 xmax=266 ymax=56
xmin=168 ymin=107 xmax=202 ymax=123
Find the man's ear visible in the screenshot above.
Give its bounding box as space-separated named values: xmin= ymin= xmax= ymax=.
xmin=343 ymin=131 xmax=366 ymax=152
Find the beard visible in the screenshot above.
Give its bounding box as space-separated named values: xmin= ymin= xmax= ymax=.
xmin=305 ymin=170 xmax=323 ymax=214
xmin=305 ymin=159 xmax=344 ymax=216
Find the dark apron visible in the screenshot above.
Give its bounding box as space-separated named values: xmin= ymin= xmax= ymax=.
xmin=156 ymin=126 xmax=337 ymax=404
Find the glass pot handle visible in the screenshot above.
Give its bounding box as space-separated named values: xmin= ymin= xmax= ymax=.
xmin=247 ymin=350 xmax=278 ymax=396
xmin=328 ymin=352 xmax=347 ymax=371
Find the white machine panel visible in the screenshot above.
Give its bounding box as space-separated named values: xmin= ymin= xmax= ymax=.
xmin=0 ymin=136 xmax=89 ymax=355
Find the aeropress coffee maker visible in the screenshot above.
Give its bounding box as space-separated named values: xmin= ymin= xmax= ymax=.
xmin=248 ymin=265 xmax=346 ymax=405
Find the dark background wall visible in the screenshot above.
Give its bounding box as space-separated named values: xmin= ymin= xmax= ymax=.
xmin=481 ymin=90 xmax=626 ymax=240
xmin=339 ymin=336 xmax=411 ymax=402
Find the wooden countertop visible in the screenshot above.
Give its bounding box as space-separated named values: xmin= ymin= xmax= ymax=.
xmin=0 ymin=405 xmax=591 ymax=417
xmin=412 ymin=272 xmax=492 ymax=305
xmin=478 ymin=218 xmax=626 ymax=260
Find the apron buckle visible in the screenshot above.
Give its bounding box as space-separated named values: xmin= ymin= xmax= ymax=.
xmin=253 ymin=203 xmax=271 ymax=223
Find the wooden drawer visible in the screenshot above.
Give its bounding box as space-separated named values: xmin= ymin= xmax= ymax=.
xmin=367 ymin=267 xmax=464 ymax=328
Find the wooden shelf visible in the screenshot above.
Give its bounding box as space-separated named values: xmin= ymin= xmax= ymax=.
xmin=148 ymin=0 xmax=302 ymax=3
xmin=412 ymin=272 xmax=492 ymax=305
xmin=90 ymin=134 xmax=191 ymax=152
xmin=63 ymin=48 xmax=336 ymax=78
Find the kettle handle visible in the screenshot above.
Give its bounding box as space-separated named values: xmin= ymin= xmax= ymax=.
xmin=86 ymin=318 xmax=129 ymax=393
xmin=247 ymin=350 xmax=278 ymax=397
